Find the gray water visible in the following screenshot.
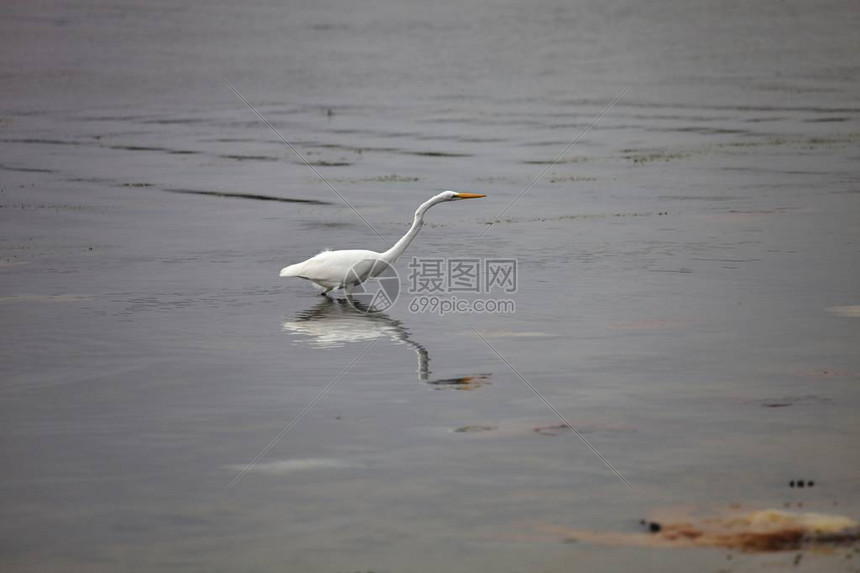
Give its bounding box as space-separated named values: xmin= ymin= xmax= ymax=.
xmin=1 ymin=1 xmax=859 ymax=571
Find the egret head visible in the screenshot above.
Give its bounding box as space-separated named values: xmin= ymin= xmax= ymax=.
xmin=415 ymin=190 xmax=486 ymax=217
xmin=442 ymin=190 xmax=486 ymax=201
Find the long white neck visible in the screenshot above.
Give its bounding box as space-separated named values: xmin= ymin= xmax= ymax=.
xmin=381 ymin=193 xmax=448 ymax=263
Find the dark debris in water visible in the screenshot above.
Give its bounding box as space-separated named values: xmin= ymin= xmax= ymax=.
xmin=219 ymin=154 xmax=280 ymax=162
xmin=365 ymin=174 xmax=421 ymax=182
xmin=760 ymin=395 xmax=833 ymax=409
xmin=790 ymin=480 xmax=815 ymax=489
xmin=0 ymin=164 xmax=56 ymax=173
xmin=109 ymin=145 xmax=166 ymax=152
xmin=452 ymin=425 xmax=497 ymax=433
xmin=164 ymin=189 xmax=332 ymax=205
xmin=426 ymin=374 xmax=491 ymax=390
xmin=305 ymin=160 xmax=354 ymax=167
xmin=3 ymin=138 xmax=81 ymax=146
xmin=404 ymin=150 xmax=471 ymax=158
xmin=640 ymin=519 xmax=662 ymax=533
xmin=534 ymin=423 xmax=572 ymax=436
xmin=539 ymin=508 xmax=860 ymax=553
xmin=484 ymin=210 xmax=671 ymax=226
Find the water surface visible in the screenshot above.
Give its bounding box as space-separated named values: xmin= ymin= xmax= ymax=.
xmin=1 ymin=1 xmax=859 ymax=571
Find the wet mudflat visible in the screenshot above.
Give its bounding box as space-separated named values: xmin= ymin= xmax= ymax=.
xmin=1 ymin=1 xmax=859 ymax=571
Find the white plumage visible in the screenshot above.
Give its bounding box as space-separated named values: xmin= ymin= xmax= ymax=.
xmin=280 ymin=190 xmax=485 ymax=296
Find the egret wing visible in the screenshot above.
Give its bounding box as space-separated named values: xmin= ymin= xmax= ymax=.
xmin=345 ymin=257 xmax=391 ymax=284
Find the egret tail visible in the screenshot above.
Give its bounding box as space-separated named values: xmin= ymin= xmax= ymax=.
xmin=279 ymin=263 xmax=303 ymax=277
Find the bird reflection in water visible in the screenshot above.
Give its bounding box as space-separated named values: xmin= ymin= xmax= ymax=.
xmin=282 ymin=298 xmax=491 ymax=390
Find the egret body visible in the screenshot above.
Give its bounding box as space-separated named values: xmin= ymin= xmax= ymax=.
xmin=280 ymin=190 xmax=485 ymax=296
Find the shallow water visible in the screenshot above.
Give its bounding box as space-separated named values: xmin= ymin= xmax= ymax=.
xmin=1 ymin=0 xmax=859 ymax=571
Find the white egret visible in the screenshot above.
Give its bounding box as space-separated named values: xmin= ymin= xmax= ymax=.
xmin=280 ymin=190 xmax=485 ymax=296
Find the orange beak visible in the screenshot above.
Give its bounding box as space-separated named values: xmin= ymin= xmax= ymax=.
xmin=454 ymin=193 xmax=486 ymax=200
